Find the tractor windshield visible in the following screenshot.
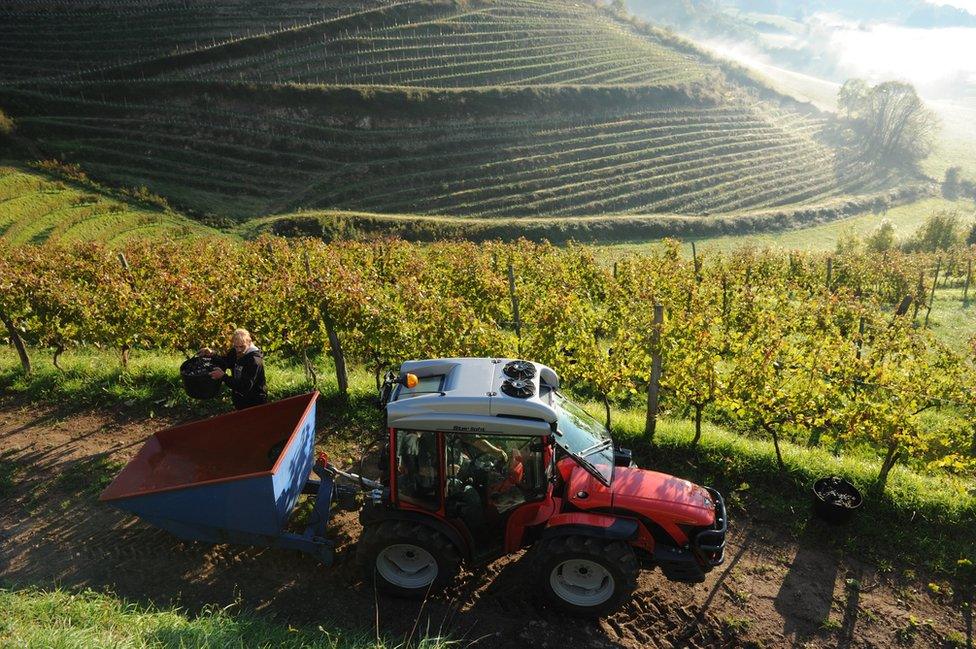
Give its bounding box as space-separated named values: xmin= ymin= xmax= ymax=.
xmin=552 ymin=392 xmax=614 ymax=486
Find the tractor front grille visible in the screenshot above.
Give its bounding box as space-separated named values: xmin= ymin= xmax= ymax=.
xmin=692 ymin=487 xmax=727 ymax=568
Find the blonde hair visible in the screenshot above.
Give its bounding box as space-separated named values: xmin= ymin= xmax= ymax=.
xmin=231 ymin=328 xmax=253 ymax=346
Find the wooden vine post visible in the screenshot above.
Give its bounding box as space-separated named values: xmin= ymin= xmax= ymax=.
xmin=924 ymin=258 xmax=941 ymax=329
xmin=855 ymin=316 xmax=866 ymax=361
xmin=118 ymin=252 xmax=135 ymax=369
xmin=645 ymin=304 xmax=664 ymax=442
xmin=912 ymin=270 xmax=925 ymax=322
xmin=507 ymin=262 xmax=522 ymax=353
xmin=721 ymin=272 xmax=729 ymax=337
xmin=304 ymin=250 xmax=348 ymax=399
xmin=964 ymin=259 xmax=972 ymax=307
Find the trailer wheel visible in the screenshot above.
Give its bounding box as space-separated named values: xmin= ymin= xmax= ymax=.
xmin=535 ymin=535 xmax=638 ymax=616
xmin=358 ymin=521 xmax=461 ymax=598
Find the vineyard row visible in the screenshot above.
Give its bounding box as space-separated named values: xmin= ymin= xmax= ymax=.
xmin=2 ymin=237 xmax=975 ymax=491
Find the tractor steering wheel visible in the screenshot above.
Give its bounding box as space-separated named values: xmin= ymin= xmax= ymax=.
xmin=462 ymin=451 xmax=505 ymax=488
xmin=473 ymin=451 xmax=505 ymax=471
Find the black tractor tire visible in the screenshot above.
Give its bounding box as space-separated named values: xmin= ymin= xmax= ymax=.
xmin=534 ymin=535 xmax=638 ymax=616
xmin=357 ymin=520 xmax=461 ymax=598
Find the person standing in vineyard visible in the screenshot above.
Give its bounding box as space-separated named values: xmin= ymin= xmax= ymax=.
xmin=198 ymin=328 xmax=267 ymax=410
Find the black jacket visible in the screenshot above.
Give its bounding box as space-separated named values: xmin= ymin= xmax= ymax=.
xmin=214 ymin=347 xmax=267 ymax=410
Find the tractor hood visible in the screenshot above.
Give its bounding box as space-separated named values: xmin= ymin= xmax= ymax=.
xmin=567 ymin=465 xmax=716 ymax=527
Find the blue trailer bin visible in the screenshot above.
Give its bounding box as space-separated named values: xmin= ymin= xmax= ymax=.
xmin=100 ymin=391 xmax=335 ymax=563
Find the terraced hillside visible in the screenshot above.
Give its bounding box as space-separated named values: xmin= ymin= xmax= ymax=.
xmin=168 ymin=0 xmax=712 ymax=88
xmin=0 ymin=164 xmax=215 ymax=245
xmin=0 ymin=0 xmax=921 ymax=239
xmin=1 ymin=86 xmax=901 ymax=220
xmin=0 ymin=0 xmax=388 ymax=83
xmin=1 ymin=0 xmax=713 ymax=89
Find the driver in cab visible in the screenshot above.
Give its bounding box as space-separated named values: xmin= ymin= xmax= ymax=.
xmin=447 ymin=437 xmax=527 ymax=522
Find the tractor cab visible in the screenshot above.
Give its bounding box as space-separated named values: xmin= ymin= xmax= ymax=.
xmin=360 ymin=358 xmax=727 ymax=615
xmin=375 ymin=358 xmax=557 ymax=560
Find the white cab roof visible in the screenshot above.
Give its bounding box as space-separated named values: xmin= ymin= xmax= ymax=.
xmin=386 ymin=358 xmax=560 ymax=435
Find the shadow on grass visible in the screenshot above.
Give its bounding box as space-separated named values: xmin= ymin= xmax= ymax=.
xmin=621 ymin=430 xmax=976 ymax=580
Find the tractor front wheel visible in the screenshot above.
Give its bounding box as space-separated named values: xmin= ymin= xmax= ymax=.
xmin=357 ymin=521 xmax=461 ymax=598
xmin=535 ymin=535 xmax=638 ymax=616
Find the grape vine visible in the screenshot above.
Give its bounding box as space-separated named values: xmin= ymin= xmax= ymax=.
xmin=1 ymin=236 xmax=974 ymax=491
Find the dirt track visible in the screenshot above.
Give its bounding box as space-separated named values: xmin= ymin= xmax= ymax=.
xmin=1 ymin=399 xmax=972 ymax=648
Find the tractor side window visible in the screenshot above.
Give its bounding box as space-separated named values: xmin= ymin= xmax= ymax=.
xmin=395 ymin=430 xmax=441 ymax=511
xmin=394 ymin=375 xmax=444 ymax=400
xmin=445 ymin=435 xmax=547 ymax=519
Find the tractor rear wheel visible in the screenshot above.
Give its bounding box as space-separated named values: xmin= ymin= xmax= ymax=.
xmin=357 ymin=520 xmax=461 ymax=598
xmin=535 ymin=535 xmax=638 ymax=616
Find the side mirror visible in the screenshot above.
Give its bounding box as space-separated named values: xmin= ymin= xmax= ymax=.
xmin=613 ymin=446 xmax=636 ymax=468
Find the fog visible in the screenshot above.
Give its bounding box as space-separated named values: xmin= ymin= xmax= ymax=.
xmin=807 ymin=15 xmax=976 ymax=96
xmin=704 ymin=11 xmax=976 ymax=100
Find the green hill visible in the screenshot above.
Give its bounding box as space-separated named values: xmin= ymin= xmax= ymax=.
xmin=0 ymin=163 xmax=216 ymax=245
xmin=0 ymin=0 xmax=924 ymax=241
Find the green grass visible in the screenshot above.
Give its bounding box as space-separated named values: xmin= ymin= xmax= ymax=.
xmin=0 ymin=586 xmax=456 ymax=649
xmin=610 ymin=410 xmax=976 ymax=575
xmin=2 ymin=346 xmax=975 ymax=576
xmin=597 ymin=197 xmax=976 ymax=256
xmin=739 ymin=57 xmax=840 ymax=111
xmin=923 ymin=99 xmax=976 ymax=180
xmin=925 ymin=287 xmax=976 ymax=353
xmin=0 ymin=164 xmax=217 ymax=245
xmin=0 ymin=345 xmax=374 ymax=419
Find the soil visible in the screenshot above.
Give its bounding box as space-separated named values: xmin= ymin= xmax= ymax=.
xmin=1 ymin=398 xmax=973 ymax=649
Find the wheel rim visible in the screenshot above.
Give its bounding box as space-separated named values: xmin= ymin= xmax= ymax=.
xmin=376 ymin=544 xmax=438 ymax=589
xmin=549 ymin=559 xmax=615 ymax=607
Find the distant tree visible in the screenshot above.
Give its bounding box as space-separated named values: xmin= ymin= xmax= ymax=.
xmin=838 ymin=79 xmax=870 ymax=119
xmin=865 ymin=220 xmax=896 ymax=253
xmin=834 ymin=226 xmax=862 ymax=255
xmin=860 ymin=81 xmax=939 ymax=167
xmin=905 ymin=210 xmax=963 ymax=252
xmin=944 ymin=166 xmax=963 ymax=199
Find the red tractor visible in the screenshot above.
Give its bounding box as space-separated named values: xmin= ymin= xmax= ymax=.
xmin=358 ymin=358 xmax=727 ymax=615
